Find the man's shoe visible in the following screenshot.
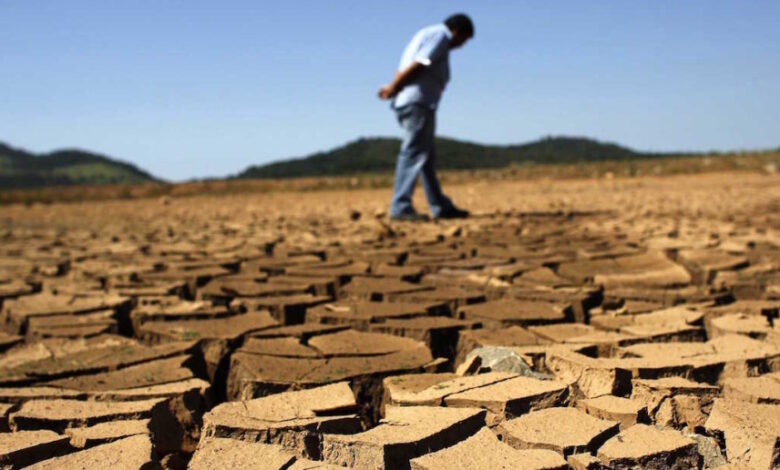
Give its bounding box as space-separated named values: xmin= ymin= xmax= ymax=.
xmin=389 ymin=212 xmax=430 ymax=222
xmin=435 ymin=207 xmax=470 ymax=220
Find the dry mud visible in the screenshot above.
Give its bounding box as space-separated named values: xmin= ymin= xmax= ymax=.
xmin=1 ymin=172 xmax=779 ymax=469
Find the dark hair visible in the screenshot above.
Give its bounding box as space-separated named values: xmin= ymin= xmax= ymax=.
xmin=445 ymin=13 xmax=474 ymax=38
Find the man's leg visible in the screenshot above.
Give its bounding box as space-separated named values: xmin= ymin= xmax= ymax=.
xmin=389 ymin=105 xmax=433 ymax=217
xmin=418 ymin=110 xmax=455 ymax=218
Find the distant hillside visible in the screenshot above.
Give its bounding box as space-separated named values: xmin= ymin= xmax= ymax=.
xmin=0 ymin=142 xmax=158 ymax=189
xmin=237 ymin=136 xmax=682 ymax=179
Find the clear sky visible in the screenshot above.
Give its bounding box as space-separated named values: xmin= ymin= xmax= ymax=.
xmin=2 ymin=1 xmax=779 ymax=181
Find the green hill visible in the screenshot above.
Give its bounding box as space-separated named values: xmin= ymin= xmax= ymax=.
xmin=0 ymin=142 xmax=159 ymax=189
xmin=236 ymin=136 xmax=681 ymax=179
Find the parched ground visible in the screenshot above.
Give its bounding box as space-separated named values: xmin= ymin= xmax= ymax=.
xmin=1 ymin=171 xmax=779 ymax=469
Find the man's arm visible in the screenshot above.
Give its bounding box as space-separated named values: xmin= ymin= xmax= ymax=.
xmin=378 ymin=61 xmax=425 ymax=100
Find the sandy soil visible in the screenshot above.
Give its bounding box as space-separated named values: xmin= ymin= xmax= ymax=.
xmin=0 ymin=171 xmax=779 ymax=469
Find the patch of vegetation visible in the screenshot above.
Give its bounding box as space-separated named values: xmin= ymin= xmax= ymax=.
xmin=0 ymin=142 xmax=159 ymax=189
xmin=235 ymin=136 xmax=681 ymax=179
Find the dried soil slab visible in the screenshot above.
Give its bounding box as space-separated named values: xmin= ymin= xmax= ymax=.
xmin=139 ymin=311 xmax=277 ymax=344
xmin=546 ymin=348 xmax=632 ymax=398
xmin=616 ymin=340 xmax=714 ymax=360
xmin=514 ymin=267 xmax=577 ymax=288
xmin=382 ymin=373 xmax=458 ymax=407
xmin=603 ymin=285 xmax=728 ymax=308
xmin=26 ymin=434 xmax=157 ymax=469
xmin=385 ymin=287 xmax=486 ymax=315
xmin=249 ymin=323 xmax=349 ymax=342
xmin=419 ymin=269 xmax=509 ymax=293
xmin=444 ymin=376 xmax=570 ymax=424
xmin=596 ymin=424 xmax=698 ymax=469
xmin=577 ymin=395 xmax=648 ymax=430
xmin=506 ymin=286 xmax=603 ymax=324
xmin=632 ymin=377 xmax=718 ymax=429
xmin=704 ymin=398 xmax=780 ymax=469
xmin=578 ymin=244 xmax=641 ymax=260
xmin=0 ymin=338 xmax=197 ymax=384
xmin=528 ymin=323 xmax=596 ymax=342
xmin=129 ymin=300 xmax=232 ymax=333
xmin=618 ymin=322 xmax=705 ymax=344
xmin=616 ymin=299 xmax=666 ymax=315
xmin=243 ymin=255 xmax=323 ymax=276
xmin=140 ymin=266 xmax=231 ymax=291
xmin=285 ymin=261 xmax=370 ymax=284
xmin=228 ymin=338 xmax=433 ymax=412
xmin=388 ymin=372 xmax=516 ymax=406
xmin=722 ymin=374 xmax=780 ymax=403
xmin=202 ymin=382 xmax=360 ymax=459
xmin=321 ymin=405 xmax=486 ymax=469
xmin=232 ymin=294 xmax=331 ymax=324
xmin=567 ymin=452 xmax=608 ymax=470
xmin=2 ymin=292 xmax=131 ymax=335
xmin=530 ymin=324 xmax=635 ymax=357
xmin=9 ymin=398 xmax=167 ymax=433
xmin=240 ymin=336 xmax=321 ymax=358
xmin=340 ymin=278 xmax=433 ymax=301
xmin=615 ymin=334 xmax=780 ymax=384
xmin=371 ymin=263 xmax=424 ymax=282
xmin=306 ymin=301 xmax=438 ymax=330
xmin=409 ymin=427 xmax=567 ymax=470
xmin=270 ymin=274 xmax=338 ymax=297
xmin=606 ymin=354 xmax=698 ymax=382
xmin=64 ymin=419 xmax=150 ymax=448
xmin=558 ymin=252 xmax=692 ymax=289
xmin=677 ymin=248 xmax=749 ymax=283
xmin=590 ymin=305 xmax=704 ymax=332
xmin=0 ymin=332 xmax=22 ymax=353
xmin=497 ymin=407 xmax=619 ymax=457
xmin=0 ymin=387 xmax=86 ymax=405
xmin=26 ymin=324 xmax=114 ymax=340
xmin=88 ymin=377 xmax=211 ymax=453
xmin=433 ymin=256 xmax=511 ymax=271
xmin=0 ymin=279 xmax=38 ymax=300
xmin=703 ymin=299 xmax=780 ymax=320
xmin=189 ymin=438 xmax=297 ymax=469
xmin=369 ymin=316 xmax=479 ymax=359
xmin=88 ymin=377 xmax=210 ymax=401
xmin=307 ymin=329 xmax=424 ymax=357
xmin=45 ymin=354 xmax=196 ymax=391
xmin=138 ymin=312 xmax=277 ymax=381
xmin=107 ymin=280 xmax=187 ymax=299
xmin=458 ymin=299 xmax=570 ymax=329
xmin=200 ymin=277 xmax=310 ymax=302
xmin=25 ymin=309 xmax=117 ymax=340
xmin=0 ymin=430 xmax=71 ymax=468
xmin=709 ymin=312 xmax=774 ymax=339
xmin=687 ymin=334 xmax=780 ymax=384
xmin=227 ymin=331 xmax=433 ymax=412
xmin=405 ymin=253 xmax=465 ymax=269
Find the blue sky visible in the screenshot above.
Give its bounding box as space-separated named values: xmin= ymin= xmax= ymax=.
xmin=2 ymin=1 xmax=778 ymax=181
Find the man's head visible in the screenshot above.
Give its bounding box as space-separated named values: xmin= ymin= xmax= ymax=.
xmin=445 ymin=13 xmax=474 ymax=49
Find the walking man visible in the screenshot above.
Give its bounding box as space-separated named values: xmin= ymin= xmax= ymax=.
xmin=378 ymin=13 xmax=474 ymax=221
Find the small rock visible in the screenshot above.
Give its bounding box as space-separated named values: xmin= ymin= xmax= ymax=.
xmin=461 ymin=347 xmax=551 ymax=380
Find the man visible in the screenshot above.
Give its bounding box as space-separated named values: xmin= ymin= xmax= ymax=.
xmin=378 ymin=13 xmax=474 ymax=221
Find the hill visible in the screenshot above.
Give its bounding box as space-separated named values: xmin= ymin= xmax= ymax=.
xmin=236 ymin=136 xmax=681 ymax=179
xmin=0 ymin=142 xmax=159 ymax=189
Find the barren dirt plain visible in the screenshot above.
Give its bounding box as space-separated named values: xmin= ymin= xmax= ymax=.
xmin=1 ymin=171 xmax=779 ymax=469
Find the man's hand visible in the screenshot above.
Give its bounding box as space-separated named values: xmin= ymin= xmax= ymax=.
xmin=377 ymin=83 xmax=397 ymax=100
xmin=377 ymin=62 xmax=424 ymax=101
